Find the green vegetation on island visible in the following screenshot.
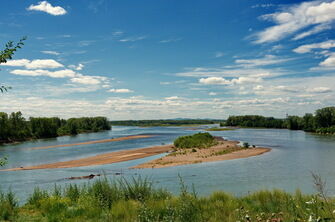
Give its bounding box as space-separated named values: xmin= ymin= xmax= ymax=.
xmin=223 ymin=107 xmax=335 ymax=134
xmin=110 ymin=119 xmax=219 ymax=127
xmin=173 ymin=132 xmax=218 ymax=149
xmin=0 ymin=176 xmax=334 ymax=222
xmin=0 ymin=111 xmax=111 ymax=144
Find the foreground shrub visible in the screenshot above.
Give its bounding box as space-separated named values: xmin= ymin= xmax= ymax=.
xmin=1 ymin=176 xmax=333 ymax=221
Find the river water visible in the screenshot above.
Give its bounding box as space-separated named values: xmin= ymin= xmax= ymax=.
xmin=1 ymin=125 xmax=335 ymax=202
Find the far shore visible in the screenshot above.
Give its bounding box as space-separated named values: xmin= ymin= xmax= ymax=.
xmin=1 ymin=138 xmax=270 ymax=172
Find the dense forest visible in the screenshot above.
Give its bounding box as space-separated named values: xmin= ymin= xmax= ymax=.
xmin=0 ymin=111 xmax=111 ymax=144
xmin=110 ymin=119 xmax=219 ymax=127
xmin=223 ymin=107 xmax=335 ymax=134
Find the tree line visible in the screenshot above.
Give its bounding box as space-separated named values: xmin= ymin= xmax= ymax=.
xmin=110 ymin=119 xmax=218 ymax=127
xmin=0 ymin=111 xmax=111 ymax=144
xmin=222 ymin=107 xmax=335 ymax=134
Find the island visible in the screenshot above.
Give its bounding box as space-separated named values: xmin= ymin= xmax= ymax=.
xmin=134 ymin=132 xmax=270 ymax=168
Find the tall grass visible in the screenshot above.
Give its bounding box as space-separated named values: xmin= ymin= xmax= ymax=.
xmin=1 ymin=176 xmax=335 ymax=221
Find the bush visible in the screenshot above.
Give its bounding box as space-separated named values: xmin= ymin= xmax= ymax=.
xmin=174 ymin=132 xmax=217 ymax=149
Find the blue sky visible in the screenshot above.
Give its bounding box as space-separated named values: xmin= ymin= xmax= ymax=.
xmin=1 ymin=0 xmax=335 ymax=120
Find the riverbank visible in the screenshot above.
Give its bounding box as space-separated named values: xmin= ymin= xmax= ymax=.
xmin=134 ymin=140 xmax=270 ymax=168
xmin=1 ymin=137 xmax=270 ymax=171
xmin=1 ymin=144 xmax=173 ymax=171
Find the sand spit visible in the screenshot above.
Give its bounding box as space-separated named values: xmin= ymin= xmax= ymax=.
xmin=1 ymin=144 xmax=173 ymax=172
xmin=29 ymin=135 xmax=153 ymax=150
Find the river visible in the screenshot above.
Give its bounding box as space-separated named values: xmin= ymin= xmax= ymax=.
xmin=1 ymin=125 xmax=335 ymax=202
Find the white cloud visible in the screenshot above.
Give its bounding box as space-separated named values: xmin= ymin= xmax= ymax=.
xmin=109 ymin=88 xmax=134 ymax=93
xmin=292 ymin=24 xmax=331 ymax=40
xmin=293 ymin=40 xmax=335 ymax=54
xmin=68 ymin=63 xmax=84 ymax=71
xmin=27 ymin=1 xmax=67 ymax=16
xmin=308 ymin=87 xmax=332 ymax=93
xmin=209 ymin=92 xmax=217 ymax=96
xmin=41 ymin=51 xmax=60 ymax=56
xmin=319 ymin=54 xmax=335 ymax=68
xmin=199 ymin=76 xmax=262 ymax=85
xmin=70 ymin=75 xmax=101 ymax=85
xmin=253 ymin=85 xmax=264 ymax=91
xmin=235 ymin=55 xmax=291 ymax=67
xmin=254 ymin=1 xmax=335 ymax=43
xmin=11 ymin=69 xmax=76 ymax=78
xmin=119 ymin=36 xmax=146 ymax=42
xmin=159 ymin=38 xmax=182 ymax=43
xmin=1 ymin=59 xmax=63 ymax=69
xmin=199 ymin=77 xmax=231 ymax=85
xmin=293 ymin=40 xmax=335 ymax=69
xmin=165 ymin=96 xmax=180 ymax=100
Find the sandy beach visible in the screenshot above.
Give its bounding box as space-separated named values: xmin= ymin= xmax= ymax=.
xmin=1 ymin=138 xmax=270 ymax=171
xmin=29 ymin=135 xmax=153 ymax=150
xmin=1 ymin=144 xmax=173 ymax=171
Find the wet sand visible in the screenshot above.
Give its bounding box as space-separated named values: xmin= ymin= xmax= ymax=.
xmin=1 ymin=139 xmax=270 ymax=172
xmin=29 ymin=135 xmax=153 ymax=150
xmin=1 ymin=144 xmax=173 ymax=171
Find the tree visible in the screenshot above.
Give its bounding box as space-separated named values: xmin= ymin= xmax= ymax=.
xmin=0 ymin=37 xmax=26 ymax=92
xmin=315 ymin=107 xmax=335 ymax=128
xmin=0 ymin=37 xmax=26 ymax=166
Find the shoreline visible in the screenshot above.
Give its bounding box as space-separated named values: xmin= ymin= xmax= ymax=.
xmin=28 ymin=135 xmax=153 ymax=150
xmin=0 ymin=144 xmax=173 ymax=172
xmin=133 ymin=140 xmax=270 ymax=169
xmin=1 ymin=139 xmax=270 ymax=172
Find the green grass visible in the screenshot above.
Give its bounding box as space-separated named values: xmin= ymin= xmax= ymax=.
xmin=205 ymin=127 xmax=236 ymax=131
xmin=174 ymin=132 xmax=218 ymax=149
xmin=1 ymin=176 xmax=335 ymax=221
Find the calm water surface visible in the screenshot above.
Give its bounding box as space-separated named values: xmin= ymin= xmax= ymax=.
xmin=1 ymin=125 xmax=335 ymax=202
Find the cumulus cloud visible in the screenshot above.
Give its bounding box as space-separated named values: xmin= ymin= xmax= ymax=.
xmin=10 ymin=67 xmax=107 ymax=85
xmin=10 ymin=69 xmax=76 ymax=78
xmin=70 ymin=75 xmax=102 ymax=85
xmin=1 ymin=59 xmax=63 ymax=69
xmin=254 ymin=1 xmax=335 ymax=43
xmin=199 ymin=76 xmax=262 ymax=85
xmin=109 ymin=88 xmax=134 ymax=93
xmin=199 ymin=77 xmax=231 ymax=85
xmin=27 ymin=1 xmax=67 ymax=16
xmin=68 ymin=63 xmax=84 ymax=71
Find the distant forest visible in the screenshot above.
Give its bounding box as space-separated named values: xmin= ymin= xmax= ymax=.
xmin=0 ymin=112 xmax=111 ymax=144
xmin=110 ymin=119 xmax=219 ymax=127
xmin=223 ymin=107 xmax=335 ymax=134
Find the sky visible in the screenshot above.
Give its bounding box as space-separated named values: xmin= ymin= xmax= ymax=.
xmin=0 ymin=0 xmax=335 ymax=120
